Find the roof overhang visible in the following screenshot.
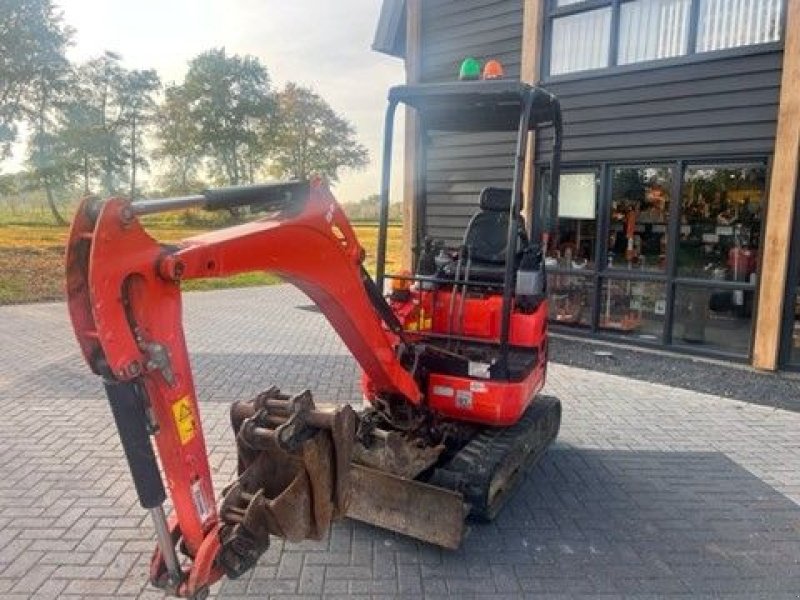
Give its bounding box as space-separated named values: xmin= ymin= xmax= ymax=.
xmin=372 ymin=0 xmax=406 ymax=58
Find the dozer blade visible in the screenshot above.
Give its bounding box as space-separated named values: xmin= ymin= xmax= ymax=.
xmin=346 ymin=464 xmax=467 ymax=549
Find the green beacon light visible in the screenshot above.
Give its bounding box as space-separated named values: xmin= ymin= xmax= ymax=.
xmin=459 ymin=57 xmax=481 ymax=81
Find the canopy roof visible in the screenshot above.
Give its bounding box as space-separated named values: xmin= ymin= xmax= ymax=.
xmin=388 ymin=80 xmax=560 ymax=132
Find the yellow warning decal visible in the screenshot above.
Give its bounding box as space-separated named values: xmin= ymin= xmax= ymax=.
xmin=172 ymin=396 xmax=197 ymax=445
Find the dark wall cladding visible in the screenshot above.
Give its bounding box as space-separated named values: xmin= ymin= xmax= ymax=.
xmin=536 ymin=48 xmax=782 ymax=164
xmin=420 ymin=0 xmax=523 ymax=246
xmin=418 ymin=3 xmax=781 ymax=245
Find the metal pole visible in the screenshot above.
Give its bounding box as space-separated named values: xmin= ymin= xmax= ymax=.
xmin=149 ymin=506 xmax=182 ymax=586
xmin=498 ymin=91 xmax=537 ymax=376
xmin=131 ymin=195 xmax=206 ymax=216
xmin=376 ymin=100 xmax=398 ymax=290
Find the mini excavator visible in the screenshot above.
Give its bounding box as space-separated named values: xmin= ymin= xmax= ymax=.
xmin=66 ymin=78 xmax=563 ymax=598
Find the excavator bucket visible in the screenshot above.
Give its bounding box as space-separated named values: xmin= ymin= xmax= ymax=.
xmin=224 ymin=388 xmax=467 ymax=567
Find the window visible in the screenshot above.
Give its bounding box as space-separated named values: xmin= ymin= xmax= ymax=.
xmin=550 ymin=8 xmax=612 ymax=75
xmin=607 ymin=167 xmax=672 ymax=271
xmin=696 ymin=0 xmax=783 ymax=52
xmin=541 ymin=170 xmax=598 ymax=329
xmin=547 ymin=273 xmax=594 ymax=327
xmin=539 ymin=161 xmax=767 ymax=359
xmin=548 ymin=171 xmax=599 ymax=267
xmin=790 ymin=283 xmax=800 ymax=365
xmin=672 ymin=284 xmax=755 ymax=354
xmin=786 ymin=238 xmax=800 ymax=367
xmin=547 ymin=0 xmax=785 ymax=77
xmin=599 ymin=279 xmax=667 ymax=340
xmin=678 ymin=166 xmax=765 ymax=280
xmin=618 ymin=0 xmax=691 ymax=65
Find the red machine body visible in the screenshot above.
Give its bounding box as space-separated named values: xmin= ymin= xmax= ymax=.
xmin=370 ymin=289 xmax=548 ymax=425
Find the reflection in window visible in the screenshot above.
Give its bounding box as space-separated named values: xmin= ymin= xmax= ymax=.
xmin=543 ymin=171 xmax=598 ymax=269
xmin=550 ymin=8 xmax=612 ymax=75
xmin=619 ymin=0 xmax=691 ymax=65
xmin=547 ymin=273 xmax=593 ymax=327
xmin=697 ymin=0 xmax=783 ymax=52
xmin=678 ymin=166 xmax=765 ymax=281
xmin=608 ymin=167 xmax=672 ymax=271
xmin=673 ymin=285 xmax=755 ymax=355
xmin=599 ymin=279 xmax=666 ymax=341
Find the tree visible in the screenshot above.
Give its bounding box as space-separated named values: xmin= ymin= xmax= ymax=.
xmin=26 ymin=57 xmax=73 ymax=224
xmin=153 ymin=84 xmax=203 ymax=193
xmin=53 ymin=52 xmax=157 ymax=197
xmin=57 ymin=88 xmax=104 ymax=194
xmin=181 ymin=48 xmax=274 ymax=186
xmin=269 ymin=83 xmax=368 ymax=182
xmin=0 ymin=0 xmax=72 ymax=161
xmin=119 ymin=69 xmax=161 ymax=198
xmin=18 ymin=1 xmax=74 ymax=223
xmin=342 ymin=194 xmax=402 ymax=221
xmin=82 ymin=52 xmax=130 ymax=195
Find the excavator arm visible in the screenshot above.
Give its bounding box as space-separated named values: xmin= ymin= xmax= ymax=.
xmin=66 ymin=180 xmax=423 ymax=597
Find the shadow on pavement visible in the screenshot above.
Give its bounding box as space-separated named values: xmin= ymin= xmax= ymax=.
xmin=221 ymin=448 xmax=800 ymax=597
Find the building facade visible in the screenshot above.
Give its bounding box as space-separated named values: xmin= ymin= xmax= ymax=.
xmin=374 ymin=0 xmax=800 ymax=371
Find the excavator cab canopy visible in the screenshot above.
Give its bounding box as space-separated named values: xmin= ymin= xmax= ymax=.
xmin=387 ymin=80 xmax=561 ymax=133
xmin=374 ymin=80 xmax=563 ymax=375
xmin=375 ymin=79 xmax=563 ymax=286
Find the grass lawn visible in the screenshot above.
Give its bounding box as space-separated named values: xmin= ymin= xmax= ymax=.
xmin=0 ymin=220 xmax=403 ymax=305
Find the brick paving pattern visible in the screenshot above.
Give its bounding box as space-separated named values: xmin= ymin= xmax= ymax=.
xmin=0 ymin=285 xmax=798 ymax=599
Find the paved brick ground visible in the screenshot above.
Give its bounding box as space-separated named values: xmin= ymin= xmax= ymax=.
xmin=0 ymin=285 xmax=799 ymax=599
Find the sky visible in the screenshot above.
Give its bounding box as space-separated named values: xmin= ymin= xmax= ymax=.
xmin=11 ymin=0 xmax=406 ymax=203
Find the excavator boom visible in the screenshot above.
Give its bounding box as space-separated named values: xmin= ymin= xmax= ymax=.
xmin=66 ymin=179 xmax=424 ymax=597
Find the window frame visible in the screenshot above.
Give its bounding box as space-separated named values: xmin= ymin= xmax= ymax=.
xmin=538 ymin=156 xmax=770 ymax=360
xmin=543 ymin=0 xmax=788 ymax=80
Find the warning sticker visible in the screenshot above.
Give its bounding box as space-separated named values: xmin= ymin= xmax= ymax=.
xmin=172 ymin=396 xmax=197 ymax=445
xmin=191 ymin=479 xmax=213 ymax=524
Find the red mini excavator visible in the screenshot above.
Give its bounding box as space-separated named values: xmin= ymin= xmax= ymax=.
xmin=66 ymin=79 xmax=564 ymax=598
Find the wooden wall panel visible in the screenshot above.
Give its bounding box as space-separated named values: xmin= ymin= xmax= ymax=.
xmin=753 ymin=0 xmax=800 ymax=369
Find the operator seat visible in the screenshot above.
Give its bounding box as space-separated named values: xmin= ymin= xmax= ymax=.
xmin=460 ymin=187 xmax=529 ymax=283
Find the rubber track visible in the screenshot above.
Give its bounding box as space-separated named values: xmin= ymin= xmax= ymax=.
xmin=428 ymin=395 xmax=561 ymax=521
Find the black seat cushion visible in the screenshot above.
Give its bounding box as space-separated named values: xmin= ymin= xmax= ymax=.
xmin=438 ymin=187 xmax=529 ymax=285
xmin=463 ymin=187 xmax=528 ymax=266
xmin=464 ymin=261 xmax=507 ymax=283
xmin=464 ymin=210 xmax=512 ymax=264
xmin=441 ymin=259 xmax=507 ymax=283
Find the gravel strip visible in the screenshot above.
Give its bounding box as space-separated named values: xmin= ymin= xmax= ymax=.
xmin=550 ymin=333 xmax=800 ymax=413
